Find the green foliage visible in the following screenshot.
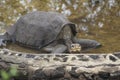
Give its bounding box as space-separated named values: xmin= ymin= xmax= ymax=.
xmin=0 ymin=70 xmax=10 ymax=80
xmin=9 ymin=67 xmax=18 ymax=77
xmin=0 ymin=66 xmax=18 ymax=80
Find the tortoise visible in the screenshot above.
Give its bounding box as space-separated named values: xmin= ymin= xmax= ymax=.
xmin=0 ymin=11 xmax=101 ymax=53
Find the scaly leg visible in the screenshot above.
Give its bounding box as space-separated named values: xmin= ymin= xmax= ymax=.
xmin=51 ymin=44 xmax=67 ymax=53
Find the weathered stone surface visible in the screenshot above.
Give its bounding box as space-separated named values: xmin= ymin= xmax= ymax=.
xmin=0 ymin=48 xmax=120 ymax=80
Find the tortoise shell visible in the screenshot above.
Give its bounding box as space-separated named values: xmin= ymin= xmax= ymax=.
xmin=6 ymin=11 xmax=77 ymax=49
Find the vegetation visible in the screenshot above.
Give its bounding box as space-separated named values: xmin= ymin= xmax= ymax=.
xmin=0 ymin=66 xmax=18 ymax=80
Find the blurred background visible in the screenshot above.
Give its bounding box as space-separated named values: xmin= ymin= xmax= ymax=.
xmin=0 ymin=0 xmax=120 ymax=53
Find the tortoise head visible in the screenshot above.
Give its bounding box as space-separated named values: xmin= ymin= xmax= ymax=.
xmin=70 ymin=43 xmax=81 ymax=53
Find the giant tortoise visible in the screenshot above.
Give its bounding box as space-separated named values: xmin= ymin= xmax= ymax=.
xmin=0 ymin=11 xmax=101 ymax=53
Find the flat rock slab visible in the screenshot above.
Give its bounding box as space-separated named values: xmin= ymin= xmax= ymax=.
xmin=0 ymin=48 xmax=120 ymax=80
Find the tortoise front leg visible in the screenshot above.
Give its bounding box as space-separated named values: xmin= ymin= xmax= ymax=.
xmin=61 ymin=25 xmax=74 ymax=53
xmin=42 ymin=46 xmax=53 ymax=53
xmin=42 ymin=44 xmax=67 ymax=53
xmin=51 ymin=44 xmax=67 ymax=53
